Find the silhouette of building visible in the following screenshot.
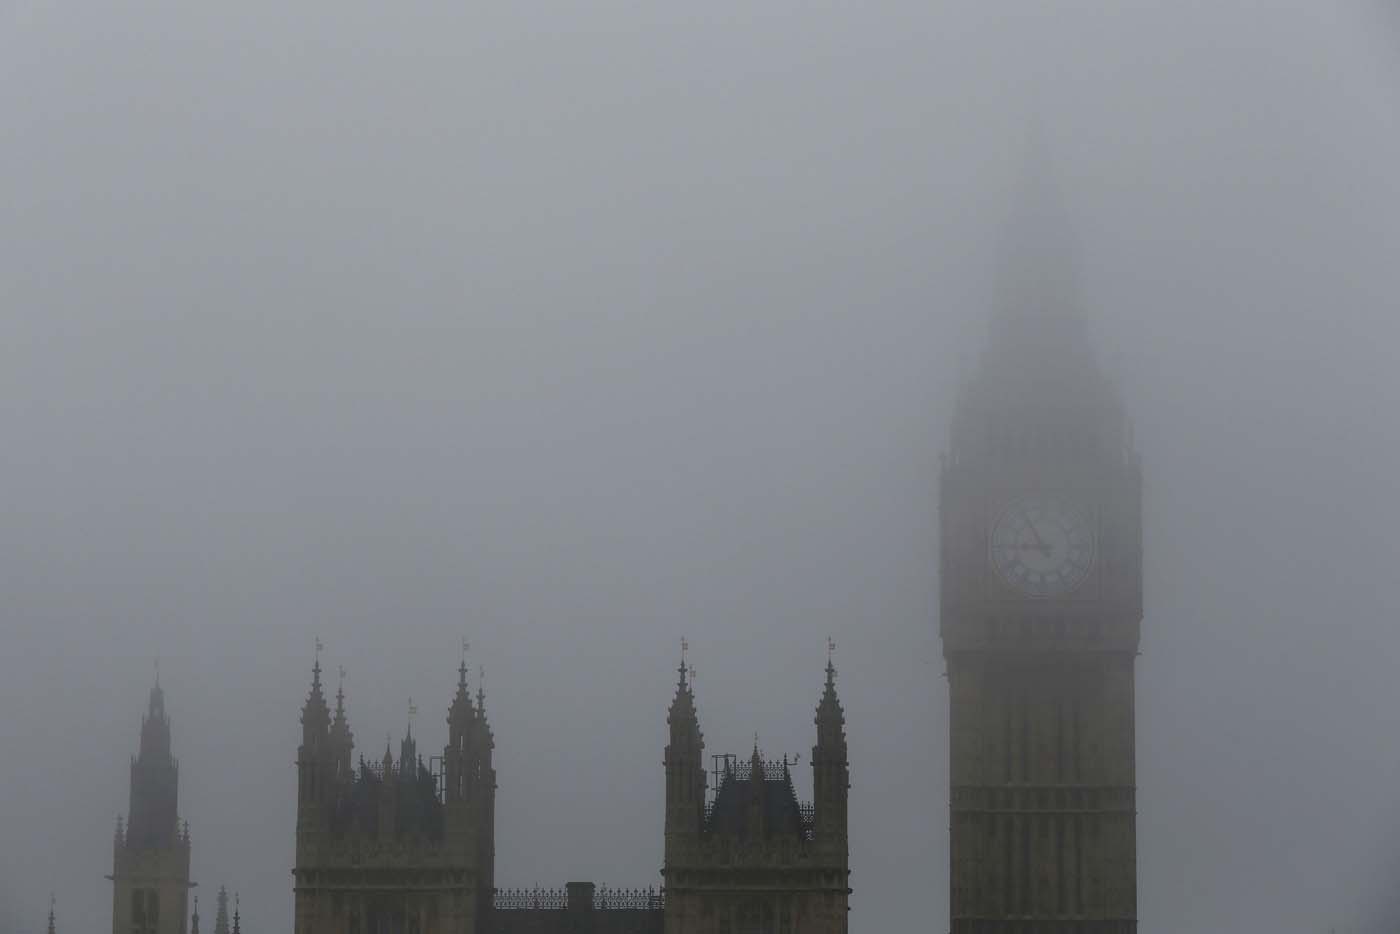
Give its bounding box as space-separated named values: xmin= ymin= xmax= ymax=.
xmin=110 ymin=676 xmax=193 ymax=934
xmin=939 ymin=172 xmax=1142 ymax=932
xmin=281 ymin=646 xmax=846 ymax=934
xmin=292 ymin=655 xmax=495 ymax=934
xmin=660 ymin=653 xmax=850 ymax=934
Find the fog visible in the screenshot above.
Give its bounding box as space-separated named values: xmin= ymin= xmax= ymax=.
xmin=2 ymin=2 xmax=1399 ymax=932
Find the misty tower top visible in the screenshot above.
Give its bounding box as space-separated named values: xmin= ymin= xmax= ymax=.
xmin=111 ymin=674 xmax=193 ymax=934
xmin=128 ymin=675 xmax=178 ymax=848
xmin=949 ymin=160 xmax=1130 ymax=471
xmin=939 ymin=159 xmax=1143 ymax=932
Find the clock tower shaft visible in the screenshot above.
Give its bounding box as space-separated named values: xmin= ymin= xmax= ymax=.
xmin=939 ymin=179 xmax=1142 ymax=933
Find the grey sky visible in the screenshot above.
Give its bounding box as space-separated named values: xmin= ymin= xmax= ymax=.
xmin=2 ymin=2 xmax=1399 ymax=932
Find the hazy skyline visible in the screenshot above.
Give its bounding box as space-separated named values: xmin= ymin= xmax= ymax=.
xmin=3 ymin=2 xmax=1400 ymax=932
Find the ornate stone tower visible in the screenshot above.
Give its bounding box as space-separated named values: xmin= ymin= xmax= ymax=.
xmin=292 ymin=654 xmax=495 ymax=934
xmin=939 ymin=177 xmax=1142 ymax=933
xmin=212 ymin=887 xmax=230 ymax=934
xmin=662 ymin=652 xmax=850 ymax=934
xmin=111 ymin=677 xmax=193 ymax=934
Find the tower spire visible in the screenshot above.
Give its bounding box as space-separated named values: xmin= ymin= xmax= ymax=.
xmin=231 ymin=894 xmax=240 ymax=934
xmin=812 ymin=642 xmax=849 ymax=841
xmin=301 ymin=645 xmax=331 ymax=736
xmin=213 ymin=886 xmax=230 ymax=934
xmin=190 ymin=895 xmax=200 ymax=934
xmin=664 ymin=644 xmax=705 ymax=838
xmin=950 ymin=145 xmax=1126 ymax=466
xmin=46 ymin=894 xmax=55 ymax=934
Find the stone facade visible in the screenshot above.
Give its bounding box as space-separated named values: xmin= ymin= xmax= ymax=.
xmin=661 ymin=661 xmax=850 ymax=934
xmin=292 ymin=658 xmax=495 ymax=934
xmin=939 ymin=183 xmax=1143 ymax=933
xmin=110 ymin=680 xmax=193 ymax=934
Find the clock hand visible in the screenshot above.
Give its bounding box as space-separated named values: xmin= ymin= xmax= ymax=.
xmin=1020 ymin=510 xmax=1052 ymax=557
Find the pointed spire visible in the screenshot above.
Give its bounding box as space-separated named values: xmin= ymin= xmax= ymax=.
xmin=990 ymin=136 xmax=1084 ymax=335
xmin=148 ymin=658 xmax=166 ymax=719
xmin=949 ymin=144 xmax=1127 ymax=466
xmin=334 ymin=666 xmax=347 ymax=720
xmin=400 ymin=702 xmax=418 ymax=774
xmin=448 ymin=641 xmax=475 ymax=729
xmin=231 ymin=894 xmax=241 ymax=934
xmin=667 ymin=639 xmax=699 ymax=734
xmin=816 ymin=640 xmax=845 ymax=731
xmin=301 ymin=643 xmax=331 ymax=734
xmin=190 ymin=895 xmax=200 ymax=934
xmin=214 ymin=887 xmax=230 ymax=934
xmin=476 ymin=665 xmax=486 ymax=714
xmin=46 ymin=894 xmax=55 ymax=934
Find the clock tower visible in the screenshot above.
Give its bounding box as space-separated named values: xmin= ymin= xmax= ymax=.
xmin=939 ymin=179 xmax=1142 ymax=933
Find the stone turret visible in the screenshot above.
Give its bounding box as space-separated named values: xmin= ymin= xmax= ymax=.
xmin=110 ymin=672 xmax=193 ymax=934
xmin=663 ymin=651 xmax=705 ymax=842
xmin=812 ymin=650 xmax=849 ymax=842
xmin=212 ymin=888 xmax=229 ymax=934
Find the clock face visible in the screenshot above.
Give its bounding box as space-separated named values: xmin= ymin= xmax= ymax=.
xmin=990 ymin=498 xmax=1096 ymax=597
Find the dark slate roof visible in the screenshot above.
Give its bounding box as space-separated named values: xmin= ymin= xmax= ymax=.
xmin=704 ymin=762 xmax=808 ymax=839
